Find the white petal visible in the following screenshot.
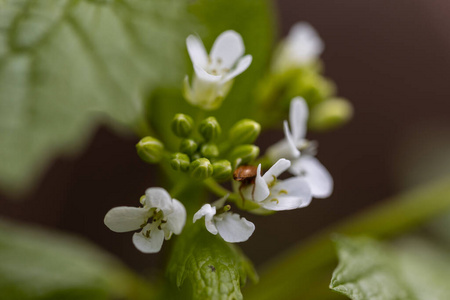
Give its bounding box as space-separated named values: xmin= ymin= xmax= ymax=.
xmin=222 ymin=55 xmax=252 ymax=82
xmin=145 ymin=187 xmax=172 ymax=213
xmin=193 ymin=64 xmax=222 ymax=82
xmin=287 ymin=22 xmax=324 ymax=64
xmin=283 ymin=121 xmax=301 ymax=158
xmin=215 ymin=212 xmax=255 ymax=243
xmin=193 ymin=204 xmax=216 ymax=222
xmin=165 ymin=199 xmax=186 ymax=235
xmin=291 ymin=156 xmax=333 ymax=198
xmin=104 ymin=206 xmax=149 ymax=233
xmin=186 ymin=35 xmax=208 ymax=68
xmin=289 ymin=97 xmax=308 ymax=141
xmin=193 ymin=204 xmax=218 ymax=235
xmin=253 ymin=164 xmax=270 ymax=202
xmin=262 ymin=158 xmax=291 ymax=184
xmin=266 ymin=139 xmax=295 ymax=162
xmin=132 ymin=227 xmax=165 ymax=253
xmin=210 ymin=30 xmax=245 ymax=68
xmin=261 ymin=177 xmax=312 ymax=211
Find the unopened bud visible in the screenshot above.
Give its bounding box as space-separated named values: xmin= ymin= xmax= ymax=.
xmin=136 ymin=137 xmax=164 ymax=164
xmin=288 ymin=72 xmax=335 ymax=106
xmin=180 ymin=139 xmax=198 ymax=156
xmin=309 ymin=98 xmax=353 ymax=131
xmin=190 ymin=158 xmax=214 ymax=180
xmin=171 ymin=114 xmax=194 ymax=138
xmin=229 ymin=145 xmax=260 ymax=165
xmin=200 ymin=143 xmax=219 ymax=159
xmin=212 ymin=160 xmax=232 ymax=181
xmin=229 ymin=119 xmax=261 ymax=145
xmin=198 ymin=117 xmax=221 ymax=141
xmin=170 ymin=153 xmax=190 ymax=172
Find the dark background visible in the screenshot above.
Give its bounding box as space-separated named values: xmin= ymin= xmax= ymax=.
xmin=1 ymin=0 xmax=450 ymax=273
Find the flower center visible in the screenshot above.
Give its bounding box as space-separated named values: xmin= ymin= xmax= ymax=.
xmin=140 ymin=208 xmax=168 ymax=236
xmin=206 ymin=57 xmax=230 ymax=76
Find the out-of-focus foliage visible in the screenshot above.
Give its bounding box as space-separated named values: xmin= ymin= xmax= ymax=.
xmin=0 ymin=0 xmax=192 ymax=194
xmin=0 ymin=218 xmax=152 ymax=300
xmin=330 ymin=236 xmax=450 ymax=300
xmin=166 ymin=221 xmax=257 ymax=300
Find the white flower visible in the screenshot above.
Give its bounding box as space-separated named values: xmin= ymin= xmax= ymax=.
xmin=266 ymin=97 xmax=333 ymax=198
xmin=104 ymin=188 xmax=186 ymax=253
xmin=240 ymin=159 xmax=312 ymax=211
xmin=184 ymin=30 xmax=252 ymax=110
xmin=272 ymin=22 xmax=323 ymax=72
xmin=193 ymin=196 xmax=255 ymax=243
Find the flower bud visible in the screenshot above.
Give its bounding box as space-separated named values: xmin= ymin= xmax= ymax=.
xmin=229 ymin=145 xmax=260 ymax=165
xmin=171 ymin=114 xmax=194 ymax=138
xmin=179 ymin=139 xmax=198 ymax=156
xmin=190 ymin=158 xmax=214 ymax=180
xmin=229 ymin=119 xmax=261 ymax=145
xmin=170 ymin=153 xmax=190 ymax=172
xmin=212 ymin=160 xmax=232 ymax=181
xmin=198 ymin=117 xmax=221 ymax=141
xmin=309 ymin=98 xmax=353 ymax=131
xmin=136 ymin=136 xmax=164 ymax=164
xmin=200 ymin=143 xmax=219 ymax=159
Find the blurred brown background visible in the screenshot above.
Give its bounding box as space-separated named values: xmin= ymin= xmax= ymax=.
xmin=1 ymin=0 xmax=450 ymax=273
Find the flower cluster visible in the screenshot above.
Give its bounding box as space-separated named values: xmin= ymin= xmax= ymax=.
xmin=184 ymin=30 xmax=252 ymax=110
xmin=104 ymin=27 xmax=337 ymax=253
xmin=104 ymin=188 xmax=186 ymax=253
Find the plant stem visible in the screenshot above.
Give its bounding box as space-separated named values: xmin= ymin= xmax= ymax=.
xmin=203 ymin=178 xmax=240 ymax=202
xmin=244 ymin=177 xmax=450 ymax=300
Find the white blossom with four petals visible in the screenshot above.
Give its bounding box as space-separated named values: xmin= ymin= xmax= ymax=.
xmin=267 ymin=97 xmax=333 ymax=198
xmin=184 ymin=30 xmax=252 ymax=110
xmin=272 ymin=22 xmax=324 ymax=73
xmin=240 ymin=158 xmax=312 ymax=211
xmin=193 ymin=195 xmax=255 ymax=243
xmin=104 ymin=188 xmax=186 ymax=253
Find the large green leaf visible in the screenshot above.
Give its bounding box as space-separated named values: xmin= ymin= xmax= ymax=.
xmin=0 ymin=0 xmax=192 ymax=194
xmin=0 ymin=218 xmax=152 ymax=300
xmin=330 ymin=236 xmax=450 ymax=300
xmin=165 ymin=221 xmax=257 ymax=300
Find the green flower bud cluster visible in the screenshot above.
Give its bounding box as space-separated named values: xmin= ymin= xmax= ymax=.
xmin=169 ymin=114 xmax=229 ymax=181
xmin=169 ymin=114 xmax=262 ymax=181
xmin=256 ymin=58 xmax=353 ymax=131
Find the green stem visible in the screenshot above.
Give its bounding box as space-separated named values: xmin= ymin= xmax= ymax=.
xmin=203 ymin=178 xmax=240 ymax=202
xmin=244 ymin=177 xmax=450 ymax=300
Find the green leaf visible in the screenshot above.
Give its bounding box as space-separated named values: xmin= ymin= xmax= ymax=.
xmin=0 ymin=0 xmax=192 ymax=194
xmin=330 ymin=236 xmax=450 ymax=300
xmin=165 ymin=222 xmax=257 ymax=300
xmin=0 ymin=218 xmax=153 ymax=300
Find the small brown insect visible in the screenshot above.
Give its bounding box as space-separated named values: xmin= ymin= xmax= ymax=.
xmin=233 ymin=165 xmax=258 ymax=183
xmin=233 ymin=166 xmax=260 ymax=201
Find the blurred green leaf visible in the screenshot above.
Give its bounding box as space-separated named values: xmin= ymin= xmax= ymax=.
xmin=165 ymin=222 xmax=257 ymax=300
xmin=0 ymin=218 xmax=152 ymax=300
xmin=0 ymin=0 xmax=192 ymax=194
xmin=330 ymin=236 xmax=450 ymax=300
